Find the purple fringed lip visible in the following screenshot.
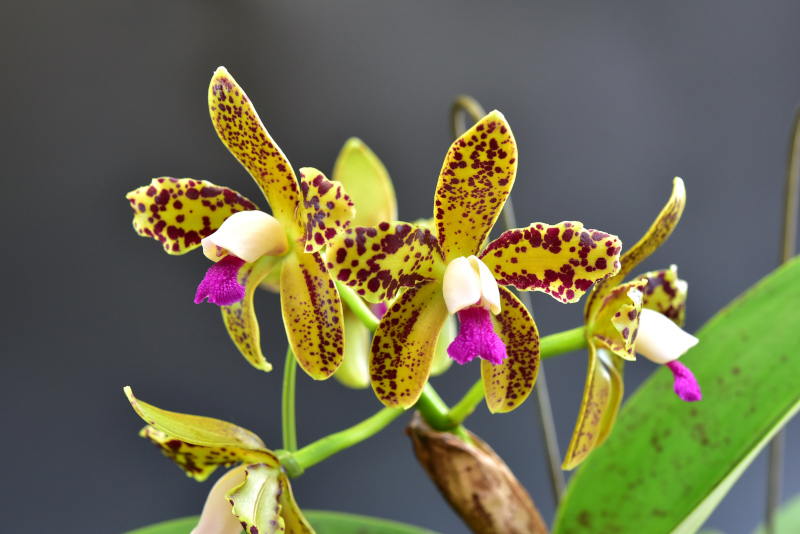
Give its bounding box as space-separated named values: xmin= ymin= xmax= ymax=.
xmin=447 ymin=307 xmax=506 ymax=365
xmin=194 ymin=255 xmax=247 ymax=306
xmin=666 ymin=360 xmax=702 ymax=402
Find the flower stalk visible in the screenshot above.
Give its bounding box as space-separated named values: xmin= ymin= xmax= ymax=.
xmin=282 ymin=347 xmax=298 ymax=452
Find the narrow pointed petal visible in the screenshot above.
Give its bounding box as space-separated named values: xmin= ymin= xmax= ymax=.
xmin=192 ymin=466 xmax=248 ymax=534
xmin=326 ymin=222 xmax=445 ymax=303
xmin=563 ymin=342 xmax=613 ymax=470
xmin=222 ymin=255 xmax=284 ymax=372
xmin=209 ymin=67 xmax=301 ymax=227
xmin=590 ymin=280 xmax=646 ymax=360
xmin=332 ymin=137 xmax=397 ymax=228
xmin=278 ymin=474 xmax=315 ymax=534
xmin=226 ymin=463 xmax=286 ymax=534
xmin=481 ymin=287 xmax=540 ymax=413
xmin=202 ymin=210 xmax=288 ymax=263
xmin=195 ymin=255 xmax=247 ymax=306
xmin=594 ymin=348 xmax=625 ymax=447
xmin=127 ymin=178 xmax=258 ymax=254
xmin=481 ymin=222 xmax=622 ymax=303
xmin=333 ymin=306 xmax=371 ymax=389
xmin=448 ymin=307 xmax=506 ymax=365
xmin=586 ymin=177 xmax=686 ymax=319
xmin=636 ymin=308 xmax=699 ymax=364
xmin=639 ymin=264 xmax=688 ymax=327
xmin=442 ymin=256 xmax=481 ymax=315
xmin=434 ymin=111 xmax=517 ymax=260
xmin=370 ymin=281 xmax=449 ymax=408
xmin=280 ymin=249 xmax=345 ymax=379
xmin=666 ymin=360 xmax=702 ymax=401
xmin=430 ymin=314 xmax=456 ymax=376
xmin=298 ymin=167 xmax=355 ymax=253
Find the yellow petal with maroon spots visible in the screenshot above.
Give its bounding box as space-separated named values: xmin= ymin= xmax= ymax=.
xmin=209 ymin=67 xmax=301 ymax=228
xmin=480 ymin=222 xmax=622 ymax=304
xmin=434 ymin=110 xmax=517 ymax=260
xmin=482 ymin=287 xmax=540 ymax=414
xmin=562 ymin=342 xmax=613 ymax=470
xmin=278 ymin=473 xmax=315 ymax=534
xmin=298 ymin=167 xmax=355 ymax=253
xmin=139 ymin=426 xmax=276 ymax=482
xmin=370 ymin=281 xmax=449 ymax=408
xmin=586 ymin=177 xmax=686 ymax=320
xmin=589 ymin=280 xmax=646 ymax=361
xmin=222 ymin=255 xmax=284 ymax=373
xmin=638 ymin=264 xmax=688 ymax=327
xmin=280 ymin=247 xmax=345 ymax=380
xmin=226 ymin=463 xmax=286 ymax=534
xmin=333 ymin=137 xmax=397 ymax=228
xmin=127 ymin=177 xmax=258 ymax=255
xmin=595 ymin=348 xmax=625 ymax=448
xmin=325 ymin=222 xmax=446 ymax=304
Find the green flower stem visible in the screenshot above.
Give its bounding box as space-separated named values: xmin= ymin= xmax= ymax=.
xmin=291 ymin=406 xmax=404 ymax=471
xmin=336 ymin=281 xmax=379 ymax=331
xmin=282 ymin=347 xmax=298 ymax=452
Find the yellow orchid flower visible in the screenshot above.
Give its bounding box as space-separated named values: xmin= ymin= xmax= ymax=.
xmin=563 ymin=177 xmax=701 ymax=470
xmin=124 ymin=387 xmax=314 ymax=534
xmin=325 ymin=111 xmax=623 ymax=412
xmin=127 ymin=67 xmax=356 ymax=380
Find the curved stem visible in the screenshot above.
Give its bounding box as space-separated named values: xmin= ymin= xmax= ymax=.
xmin=336 ymin=281 xmax=379 ymax=331
xmin=282 ymin=347 xmax=298 ymax=452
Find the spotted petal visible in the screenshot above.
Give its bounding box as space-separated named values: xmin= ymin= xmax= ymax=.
xmin=638 ymin=265 xmax=687 ymax=327
xmin=370 ymin=281 xmax=449 ymax=408
xmin=227 ymin=463 xmax=286 ymax=534
xmin=481 ymin=287 xmax=540 ymax=414
xmin=325 ymin=222 xmax=446 ymax=304
xmin=586 ymin=177 xmax=686 ymax=319
xmin=434 ymin=111 xmax=517 ymax=260
xmin=298 ymin=167 xmax=355 ymax=253
xmin=480 ymin=222 xmax=622 ymax=303
xmin=222 ymin=255 xmax=284 ymax=373
xmin=332 ymin=138 xmax=397 ymax=228
xmin=280 ymin=247 xmax=345 ymax=379
xmin=589 ymin=280 xmax=646 ymax=361
xmin=209 ymin=67 xmax=301 ymax=228
xmin=127 ymin=178 xmax=258 ymax=254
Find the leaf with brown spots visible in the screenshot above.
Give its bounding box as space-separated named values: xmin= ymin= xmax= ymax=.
xmin=297 ymin=167 xmax=355 ymax=253
xmin=369 ymin=281 xmax=449 ymax=408
xmin=480 ymin=222 xmax=622 ymax=304
xmin=280 ymin=247 xmax=345 ymax=380
xmin=434 ymin=110 xmax=517 ymax=260
xmin=209 ymin=67 xmax=301 ymax=227
xmin=586 ymin=178 xmax=686 ymax=320
xmin=332 ymin=137 xmax=397 ymax=228
xmin=127 ymin=177 xmax=258 ymax=255
xmin=222 ymin=255 xmax=284 ymax=373
xmin=638 ymin=265 xmax=688 ymax=327
xmin=481 ymin=287 xmax=540 ymax=413
xmin=589 ymin=280 xmax=646 ymax=361
xmin=325 ymin=222 xmax=446 ymax=304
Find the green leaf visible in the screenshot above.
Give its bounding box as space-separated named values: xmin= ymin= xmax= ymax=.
xmin=751 ymin=493 xmax=800 ymax=534
xmin=554 ymin=256 xmax=800 ymax=534
xmin=123 ymin=511 xmax=440 ymax=534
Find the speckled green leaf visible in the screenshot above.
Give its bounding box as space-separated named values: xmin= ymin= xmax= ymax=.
xmin=554 ymin=256 xmax=800 ymax=534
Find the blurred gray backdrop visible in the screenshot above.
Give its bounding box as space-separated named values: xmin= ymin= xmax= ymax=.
xmin=3 ymin=1 xmax=800 ymax=532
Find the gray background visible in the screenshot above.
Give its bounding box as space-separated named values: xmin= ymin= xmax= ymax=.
xmin=2 ymin=1 xmax=800 ymax=532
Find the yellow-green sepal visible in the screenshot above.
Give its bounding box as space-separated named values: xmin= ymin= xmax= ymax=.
xmin=333 ymin=305 xmax=370 ymax=389
xmin=430 ymin=314 xmax=456 ymax=376
xmin=588 ymin=280 xmax=646 ymax=361
xmin=332 ymin=138 xmax=398 ymax=228
xmin=638 ymin=264 xmax=687 ymax=327
xmin=298 ymin=168 xmax=355 ymax=253
xmin=127 ymin=178 xmax=258 ymax=254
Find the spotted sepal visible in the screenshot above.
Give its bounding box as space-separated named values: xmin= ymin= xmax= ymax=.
xmin=127 ymin=178 xmax=258 ymax=255
xmin=298 ymin=168 xmax=355 ymax=253
xmin=209 ymin=67 xmax=301 ymax=227
xmin=227 ymin=463 xmax=287 ymax=534
xmin=325 ymin=222 xmax=446 ymax=304
xmin=370 ymin=281 xmax=449 ymax=408
xmin=562 ymin=342 xmax=613 ymax=470
xmin=332 ymin=137 xmax=397 ymax=228
xmin=481 ymin=287 xmax=540 ymax=413
xmin=586 ymin=177 xmax=686 ymax=319
xmin=589 ymin=280 xmax=646 ymax=361
xmin=434 ymin=111 xmax=517 ymax=261
xmin=480 ymin=222 xmax=622 ymax=303
xmin=280 ymin=247 xmax=345 ymax=380
xmin=139 ymin=426 xmax=275 ymax=482
xmin=638 ymin=264 xmax=687 ymax=327
xmin=222 ymin=255 xmax=284 ymax=373
xmin=277 ymin=473 xmax=316 ymax=534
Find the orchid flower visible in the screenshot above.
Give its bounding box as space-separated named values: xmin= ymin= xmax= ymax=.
xmin=325 ymin=112 xmax=623 ymax=412
xmin=127 ymin=67 xmax=355 ymax=380
xmin=124 ymin=387 xmax=313 ymax=534
xmin=563 ymin=177 xmax=700 ymax=470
